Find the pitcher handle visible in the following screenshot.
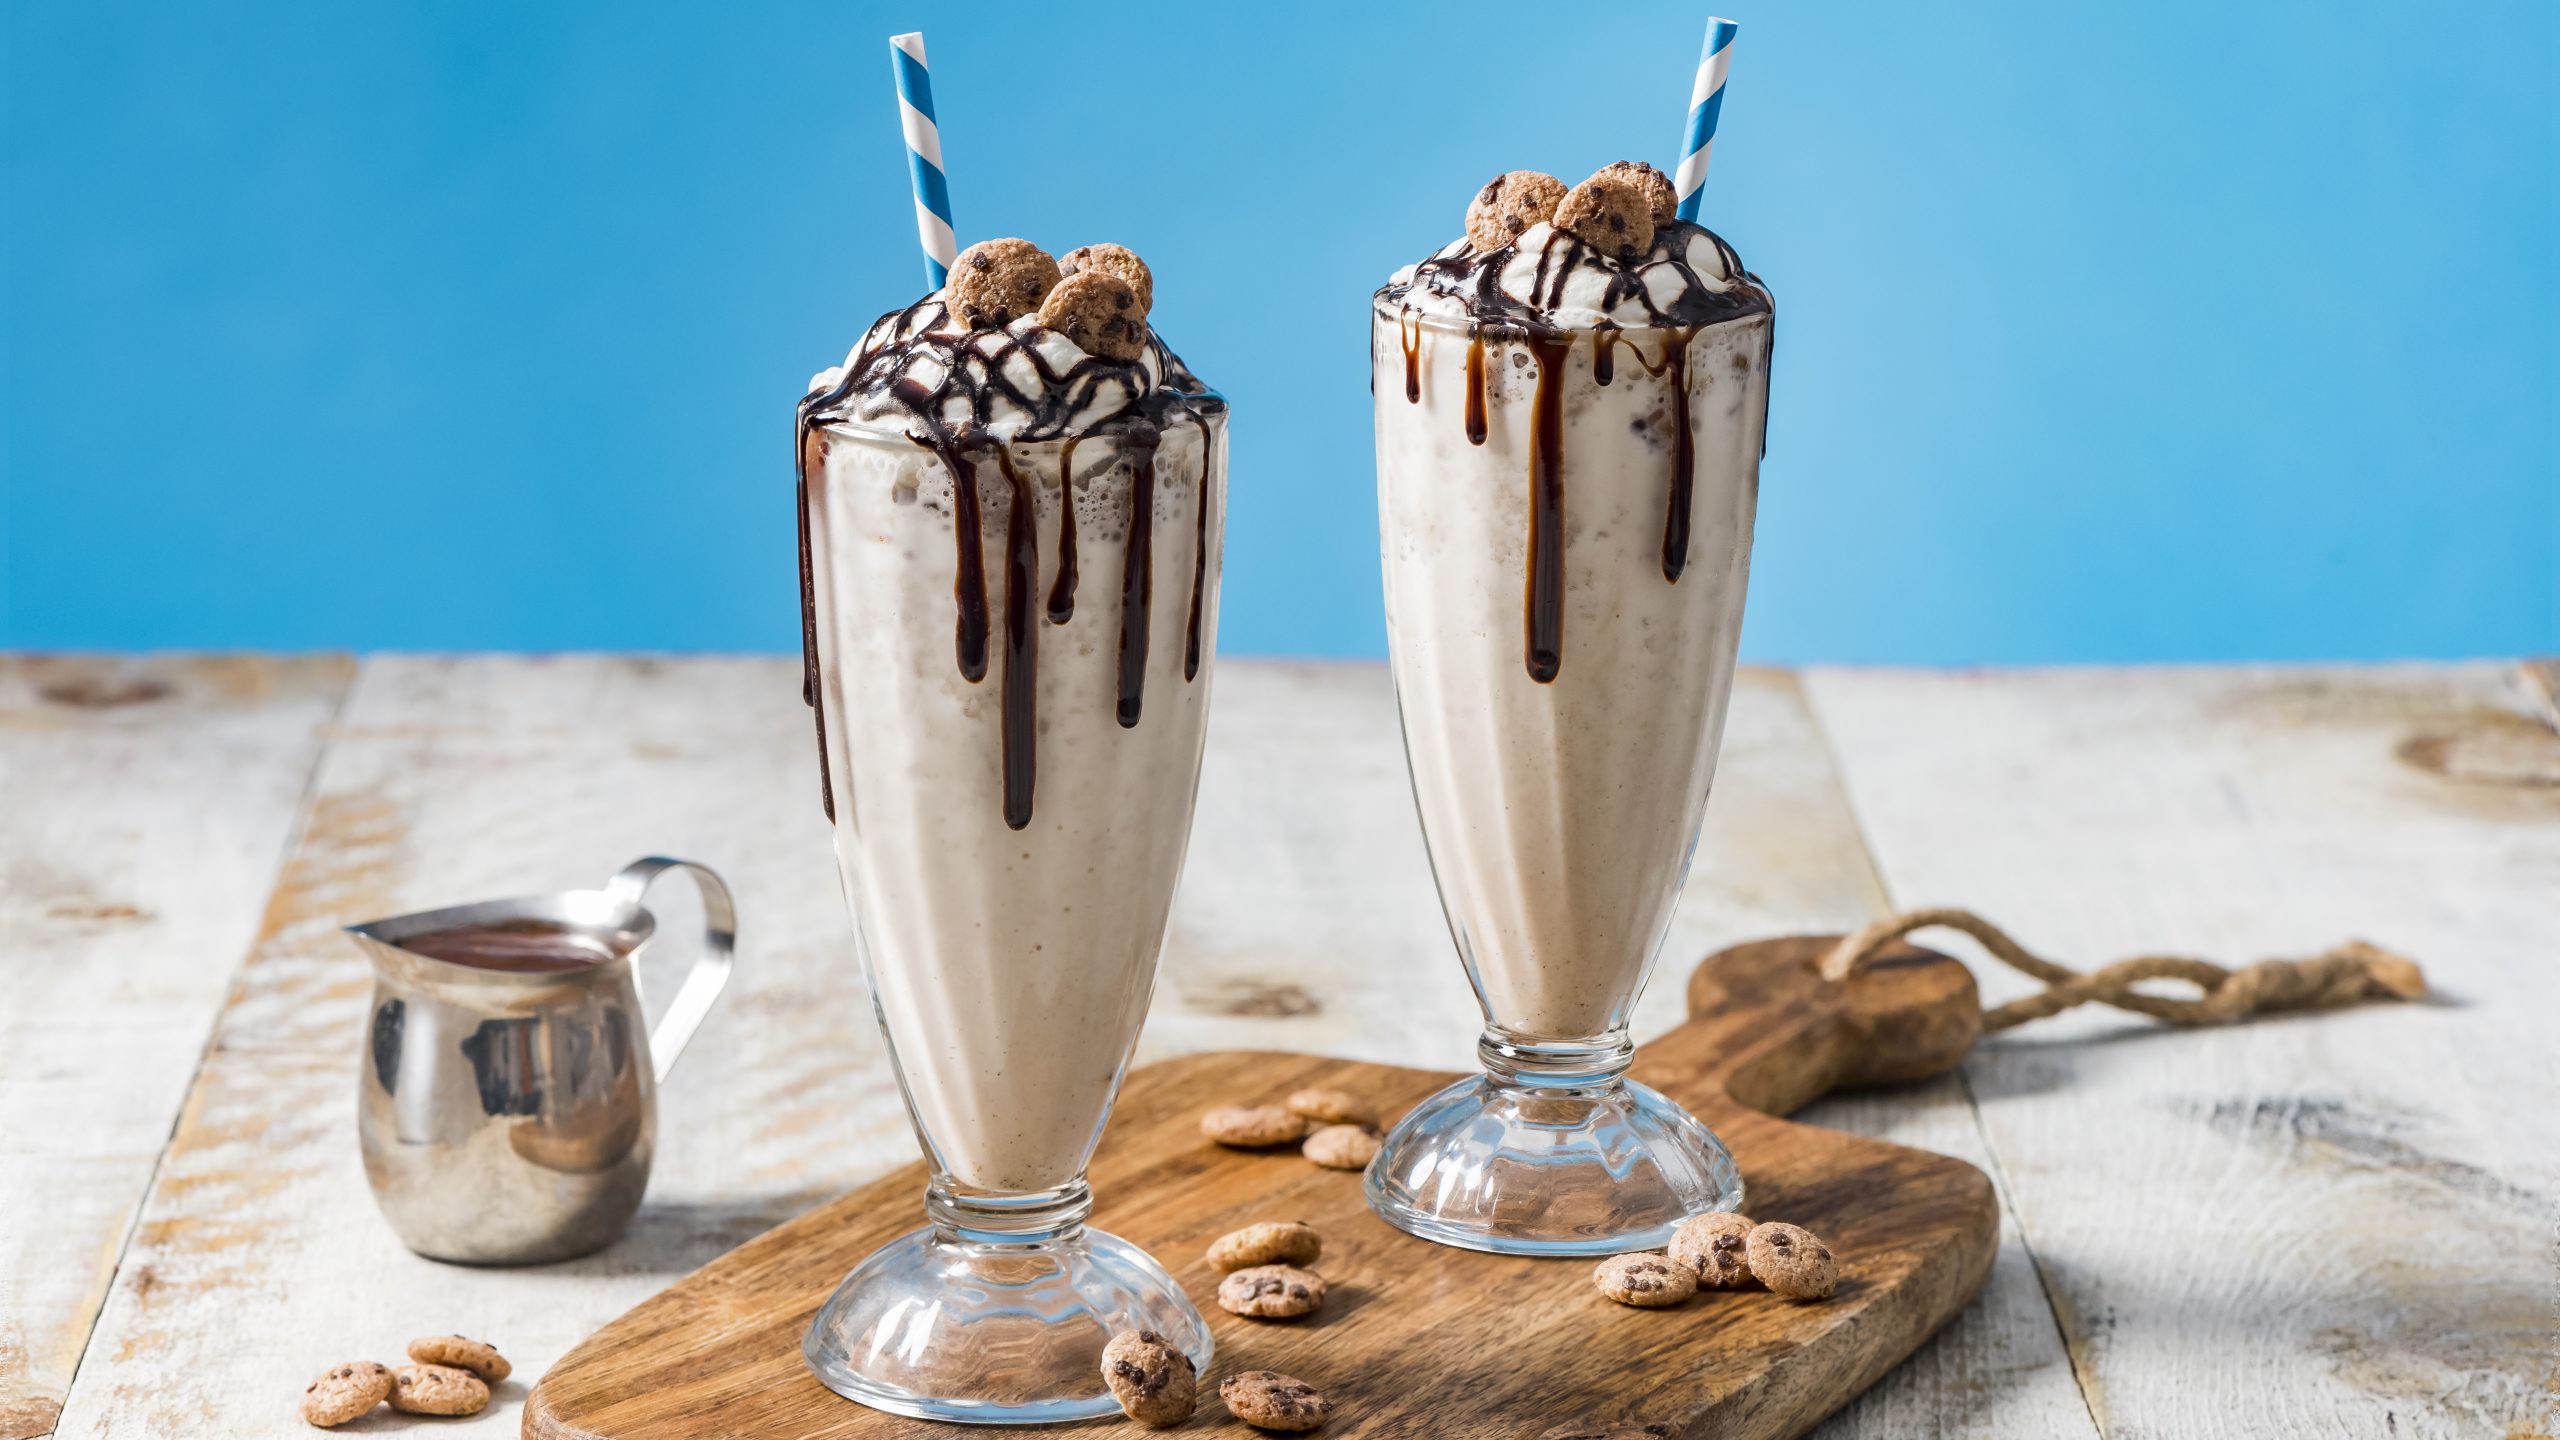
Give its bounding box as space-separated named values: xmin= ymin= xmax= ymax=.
xmin=604 ymin=857 xmax=737 ymax=1085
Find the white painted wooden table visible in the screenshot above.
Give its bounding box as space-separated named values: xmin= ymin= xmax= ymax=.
xmin=4 ymin=655 xmax=2554 ymax=1439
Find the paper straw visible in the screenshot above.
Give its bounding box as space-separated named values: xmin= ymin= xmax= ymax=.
xmin=890 ymin=32 xmax=958 ymax=288
xmin=1672 ymin=18 xmax=1740 ymax=223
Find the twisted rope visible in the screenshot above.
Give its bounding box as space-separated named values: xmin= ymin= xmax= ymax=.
xmin=1815 ymin=908 xmax=2427 ymax=1032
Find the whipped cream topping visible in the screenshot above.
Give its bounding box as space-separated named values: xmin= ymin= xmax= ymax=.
xmin=802 ymin=295 xmax=1218 ymax=445
xmin=1381 ymin=218 xmax=1770 ymax=331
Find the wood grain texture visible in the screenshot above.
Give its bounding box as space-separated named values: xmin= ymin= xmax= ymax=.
xmin=43 ymin=660 xmax=2028 ymax=1437
xmin=1803 ymin=663 xmax=2560 ymax=1439
xmin=0 ymin=655 xmax=351 ymax=1440
xmin=526 ymin=937 xmax=2001 ymax=1440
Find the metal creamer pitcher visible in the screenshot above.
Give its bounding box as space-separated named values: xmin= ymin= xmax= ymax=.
xmin=345 ymin=857 xmax=735 ymax=1265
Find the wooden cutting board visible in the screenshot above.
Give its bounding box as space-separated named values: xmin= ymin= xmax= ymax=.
xmin=525 ymin=936 xmax=1999 ymax=1440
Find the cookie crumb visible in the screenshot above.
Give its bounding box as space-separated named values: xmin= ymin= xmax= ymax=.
xmin=1220 ymin=1370 xmax=1331 ymax=1432
xmin=1059 ymin=243 xmax=1154 ymax=314
xmin=1465 ymin=171 xmax=1568 ymax=252
xmin=1284 ymin=1086 xmax=1373 ymax=1128
xmin=1555 ymin=171 xmax=1656 ymax=260
xmin=298 ymin=1361 xmax=392 ymax=1428
xmin=944 ymin=237 xmax=1060 ymax=329
xmin=1218 ymin=1263 xmax=1328 ymax=1319
xmin=405 ymin=1334 xmax=510 ymax=1383
xmin=389 ymin=1363 xmax=490 ymax=1417
xmin=1207 ymin=1220 xmax=1323 ymax=1272
xmin=1745 ymin=1221 xmax=1837 ymax=1300
xmin=1669 ymin=1211 xmax=1757 ymax=1289
xmin=1301 ymin=1124 xmax=1380 ymax=1171
xmin=1592 ymin=1251 xmax=1697 ymax=1308
xmin=1202 ymin=1103 xmax=1309 ymax=1148
xmin=1101 ymin=1328 xmax=1197 ymax=1427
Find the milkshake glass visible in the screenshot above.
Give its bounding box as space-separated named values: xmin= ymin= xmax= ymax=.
xmin=793 ymin=255 xmax=1226 ymax=1421
xmin=1366 ymin=170 xmax=1772 ymax=1255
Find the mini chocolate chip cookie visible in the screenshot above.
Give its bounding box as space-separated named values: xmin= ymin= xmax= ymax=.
xmin=1555 ymin=171 xmax=1657 ymax=261
xmin=1201 ymin=1103 xmax=1309 ymax=1148
xmin=389 ymin=1363 xmax=490 ymax=1417
xmin=1592 ymin=160 xmax=1679 ymax=228
xmin=944 ymin=237 xmax=1061 ymax=330
xmin=1465 ymin=170 xmax=1568 ymax=252
xmin=1220 ymin=1370 xmax=1331 ymax=1432
xmin=1059 ymin=243 xmax=1154 ymax=315
xmin=1301 ymin=1124 xmax=1380 ymax=1171
xmin=1745 ymin=1221 xmax=1837 ymax=1300
xmin=1207 ymin=1220 xmax=1323 ymax=1272
xmin=1036 ymin=270 xmax=1148 ymax=362
xmin=405 ymin=1334 xmax=510 ymax=1383
xmin=1218 ymin=1263 xmax=1328 ymax=1319
xmin=1284 ymin=1086 xmax=1373 ymax=1128
xmin=1101 ymin=1328 xmax=1197 ymax=1427
xmin=1592 ymin=1251 xmax=1697 ymax=1308
xmin=1668 ymin=1211 xmax=1757 ymax=1289
xmin=298 ymin=1361 xmax=392 ymax=1428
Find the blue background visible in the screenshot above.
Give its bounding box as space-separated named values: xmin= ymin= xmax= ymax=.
xmin=5 ymin=1 xmax=2553 ymax=660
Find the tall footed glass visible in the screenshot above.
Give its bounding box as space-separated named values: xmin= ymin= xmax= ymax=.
xmin=1367 ymin=295 xmax=1770 ymax=1256
xmin=794 ymin=394 xmax=1225 ymax=1420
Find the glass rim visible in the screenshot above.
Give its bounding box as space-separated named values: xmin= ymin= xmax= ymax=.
xmin=1370 ymin=292 xmax=1767 ymax=340
xmin=807 ymin=400 xmax=1225 ymax=451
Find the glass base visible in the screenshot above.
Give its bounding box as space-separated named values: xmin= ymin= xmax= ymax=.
xmin=1365 ymin=1032 xmax=1744 ymax=1256
xmin=802 ymin=1182 xmax=1211 ymax=1424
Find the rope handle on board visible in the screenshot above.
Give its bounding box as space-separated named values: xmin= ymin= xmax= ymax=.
xmin=1815 ymin=907 xmax=2428 ymax=1033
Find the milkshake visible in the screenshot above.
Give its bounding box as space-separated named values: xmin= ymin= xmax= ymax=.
xmin=795 ymin=237 xmax=1225 ymax=1422
xmin=1364 ymin=164 xmax=1772 ymax=1255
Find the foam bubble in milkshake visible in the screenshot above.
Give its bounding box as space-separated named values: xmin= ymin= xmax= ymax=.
xmin=1365 ymin=163 xmax=1772 ymax=1256
xmin=796 ymin=237 xmax=1224 ymax=1422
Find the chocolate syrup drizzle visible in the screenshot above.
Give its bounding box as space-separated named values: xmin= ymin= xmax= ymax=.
xmin=1378 ymin=219 xmax=1773 ymax=684
xmin=794 ymin=297 xmax=1225 ymax=828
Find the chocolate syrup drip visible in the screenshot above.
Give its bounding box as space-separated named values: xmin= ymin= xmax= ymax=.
xmin=1757 ymin=294 xmax=1777 ymax=459
xmin=1659 ymin=338 xmax=1695 ymax=581
xmin=1463 ymin=334 xmax=1488 ymax=446
xmin=1115 ymin=433 xmax=1160 ymax=727
xmin=915 ymin=427 xmax=994 ymax=684
xmin=793 ymin=365 xmax=869 ymax=823
xmin=1608 ymin=329 xmax=1699 ymax=581
xmin=993 ymin=448 xmax=1039 ymax=830
xmin=1400 ymin=311 xmax=1422 ymax=403
xmin=1184 ymin=422 xmax=1217 ymax=681
xmin=792 ymin=459 xmax=832 ymax=822
xmin=1523 ymin=335 xmax=1570 ymax=684
xmin=1593 ymin=327 xmax=1618 ymax=387
xmin=1047 ymin=437 xmax=1080 ymax=624
xmin=795 ymin=294 xmax=1227 ymax=827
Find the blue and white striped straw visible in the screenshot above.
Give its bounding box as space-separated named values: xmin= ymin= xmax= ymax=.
xmin=1672 ymin=18 xmax=1740 ymax=223
xmin=889 ymin=32 xmax=958 ymax=288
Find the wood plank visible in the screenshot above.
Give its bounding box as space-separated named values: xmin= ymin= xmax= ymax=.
xmin=49 ymin=658 xmax=2075 ymax=1437
xmin=1803 ymin=663 xmax=2560 ymax=1439
xmin=0 ymin=655 xmax=352 ymax=1440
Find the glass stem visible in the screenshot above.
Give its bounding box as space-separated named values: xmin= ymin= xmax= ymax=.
xmin=924 ymin=1177 xmax=1093 ymax=1248
xmin=1476 ymin=1026 xmax=1636 ymax=1098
